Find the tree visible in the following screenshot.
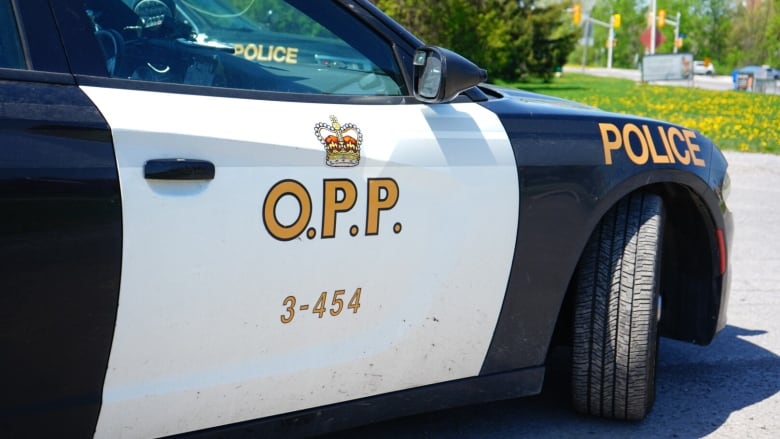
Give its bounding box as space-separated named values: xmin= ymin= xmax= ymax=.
xmin=524 ymin=2 xmax=579 ymax=81
xmin=374 ymin=0 xmax=578 ymax=81
xmin=767 ymin=3 xmax=780 ymax=66
xmin=685 ymin=0 xmax=734 ymax=66
xmin=472 ymin=0 xmax=531 ymax=80
xmin=726 ymin=0 xmax=775 ymax=67
xmin=573 ymin=1 xmax=740 ymax=71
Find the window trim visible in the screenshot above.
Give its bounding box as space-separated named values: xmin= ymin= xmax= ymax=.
xmin=0 ymin=67 xmax=73 ymax=84
xmin=75 ymin=74 xmax=416 ymax=105
xmin=13 ymin=0 xmax=70 ymax=73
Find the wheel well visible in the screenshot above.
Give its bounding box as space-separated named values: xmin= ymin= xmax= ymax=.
xmin=549 ymin=184 xmax=722 ymax=356
xmin=654 ymin=184 xmax=722 ymax=344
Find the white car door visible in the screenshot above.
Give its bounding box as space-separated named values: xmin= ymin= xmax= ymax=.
xmin=78 ymin=1 xmax=519 ymax=437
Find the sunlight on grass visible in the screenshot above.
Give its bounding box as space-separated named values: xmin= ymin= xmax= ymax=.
xmin=497 ymin=74 xmax=780 ymax=153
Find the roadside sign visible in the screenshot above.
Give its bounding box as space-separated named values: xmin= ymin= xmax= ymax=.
xmin=641 ymin=53 xmax=693 ymax=81
xmin=641 ymin=27 xmax=666 ymax=49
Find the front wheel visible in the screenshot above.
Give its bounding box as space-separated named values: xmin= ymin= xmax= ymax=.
xmin=571 ymin=193 xmax=664 ymax=420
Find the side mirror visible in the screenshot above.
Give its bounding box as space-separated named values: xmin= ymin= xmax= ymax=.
xmin=412 ymin=46 xmax=487 ymax=103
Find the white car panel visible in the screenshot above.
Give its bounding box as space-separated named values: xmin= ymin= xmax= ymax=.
xmin=82 ymin=86 xmax=519 ymax=438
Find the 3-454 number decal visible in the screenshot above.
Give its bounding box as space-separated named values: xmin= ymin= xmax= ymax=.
xmin=280 ymin=288 xmax=362 ymax=324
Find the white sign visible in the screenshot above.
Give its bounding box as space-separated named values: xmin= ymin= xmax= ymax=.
xmin=641 ymin=53 xmax=693 ymax=81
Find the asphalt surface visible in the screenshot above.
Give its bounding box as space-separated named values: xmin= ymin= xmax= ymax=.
xmin=565 ymin=66 xmax=779 ymax=94
xmin=325 ymin=151 xmax=780 ymax=438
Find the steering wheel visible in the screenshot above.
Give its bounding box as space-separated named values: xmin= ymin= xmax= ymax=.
xmin=94 ymin=28 xmax=125 ymax=77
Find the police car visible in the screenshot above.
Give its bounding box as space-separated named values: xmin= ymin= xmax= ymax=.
xmin=1 ymin=0 xmax=732 ymax=437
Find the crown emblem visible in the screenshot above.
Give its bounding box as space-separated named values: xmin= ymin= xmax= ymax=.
xmin=314 ymin=115 xmax=362 ymax=167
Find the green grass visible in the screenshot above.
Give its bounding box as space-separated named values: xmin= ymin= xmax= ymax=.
xmin=494 ymin=73 xmax=780 ymax=153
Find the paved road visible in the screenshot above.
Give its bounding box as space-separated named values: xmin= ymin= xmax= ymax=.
xmin=327 ymin=151 xmax=780 ymax=438
xmin=565 ymin=66 xmax=779 ymax=94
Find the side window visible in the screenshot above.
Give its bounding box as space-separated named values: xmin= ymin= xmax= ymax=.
xmin=86 ymin=0 xmax=405 ymax=96
xmin=0 ymin=0 xmax=25 ymax=69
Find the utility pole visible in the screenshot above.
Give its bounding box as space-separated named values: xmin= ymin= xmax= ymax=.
xmin=580 ymin=19 xmax=590 ymax=71
xmin=654 ymin=8 xmax=682 ymax=54
xmin=572 ymin=4 xmax=620 ymax=70
xmin=666 ymin=12 xmax=682 ymax=54
xmin=582 ymin=14 xmax=618 ymax=69
xmin=650 ymin=0 xmax=657 ymax=54
xmin=607 ymin=14 xmax=619 ymax=69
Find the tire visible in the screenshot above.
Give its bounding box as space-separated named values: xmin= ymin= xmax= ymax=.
xmin=571 ymin=193 xmax=664 ymax=420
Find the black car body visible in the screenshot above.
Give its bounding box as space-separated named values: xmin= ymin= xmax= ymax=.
xmin=0 ymin=1 xmax=732 ymax=438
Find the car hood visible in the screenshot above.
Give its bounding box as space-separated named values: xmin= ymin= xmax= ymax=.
xmin=481 ymin=84 xmax=596 ymax=111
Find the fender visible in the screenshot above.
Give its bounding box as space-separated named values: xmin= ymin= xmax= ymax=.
xmin=477 ymin=96 xmax=732 ymax=374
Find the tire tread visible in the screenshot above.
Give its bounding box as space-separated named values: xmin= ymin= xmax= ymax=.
xmin=572 ymin=193 xmax=663 ymax=420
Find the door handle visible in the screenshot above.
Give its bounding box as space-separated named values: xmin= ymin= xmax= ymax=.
xmin=144 ymin=159 xmax=215 ymax=181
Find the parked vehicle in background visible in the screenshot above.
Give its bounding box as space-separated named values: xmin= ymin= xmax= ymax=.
xmin=736 ymin=65 xmax=779 ymax=80
xmin=694 ymin=60 xmax=715 ymax=75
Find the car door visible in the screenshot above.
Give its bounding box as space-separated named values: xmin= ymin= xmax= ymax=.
xmin=1 ymin=1 xmax=124 ymax=437
xmin=54 ymin=0 xmax=520 ymax=436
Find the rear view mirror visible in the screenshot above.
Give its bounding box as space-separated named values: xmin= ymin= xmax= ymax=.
xmin=412 ymin=46 xmax=487 ymax=103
